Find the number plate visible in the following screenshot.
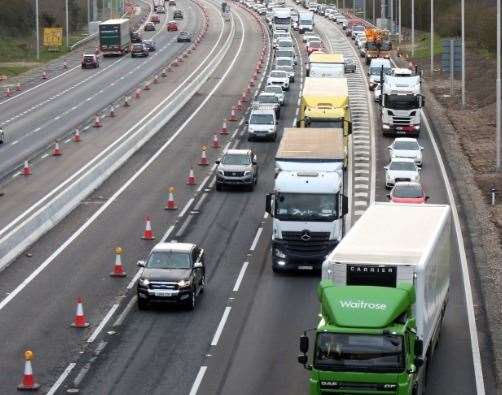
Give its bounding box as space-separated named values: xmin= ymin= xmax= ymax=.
xmin=154 ymin=290 xmax=176 ymax=297
xmin=298 ymin=265 xmax=313 ymax=270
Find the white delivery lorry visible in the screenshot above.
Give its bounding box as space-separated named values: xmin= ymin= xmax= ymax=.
xmin=266 ymin=128 xmax=348 ymax=272
xmin=298 ymin=11 xmax=314 ymax=33
xmin=272 ymin=8 xmax=292 ymax=32
xmin=322 ymin=202 xmax=451 ymax=393
xmin=381 ymin=74 xmax=424 ymax=137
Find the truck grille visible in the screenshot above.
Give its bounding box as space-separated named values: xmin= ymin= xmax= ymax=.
xmin=149 ymin=282 xmax=178 ymax=290
xmin=392 ymin=116 xmax=411 ymax=125
xmin=281 ymin=231 xmax=332 ymax=254
xmin=395 ymin=177 xmax=411 ymax=182
xmin=223 ymin=171 xmax=244 ymax=177
xmin=319 ymin=380 xmax=397 ymax=394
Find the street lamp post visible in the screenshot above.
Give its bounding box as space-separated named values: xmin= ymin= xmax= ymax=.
xmin=398 ymin=0 xmax=401 ymax=44
xmin=461 ymin=0 xmax=465 ymax=107
xmin=497 ymin=0 xmax=501 ymax=171
xmin=411 ymin=0 xmax=415 ymax=56
xmin=430 ymin=0 xmax=434 ymax=75
xmin=65 ymin=0 xmax=69 ymax=48
xmin=35 ymin=0 xmax=40 ymax=60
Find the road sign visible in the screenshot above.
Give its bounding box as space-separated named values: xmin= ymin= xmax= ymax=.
xmin=43 ymin=28 xmax=63 ymax=48
xmin=441 ymin=38 xmax=462 ymax=73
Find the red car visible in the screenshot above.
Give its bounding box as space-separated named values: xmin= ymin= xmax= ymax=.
xmin=388 ymin=182 xmax=429 ymax=204
xmin=306 ymin=40 xmax=323 ymax=54
xmin=167 ymin=21 xmax=178 ymax=31
xmin=151 ymin=14 xmax=161 ymax=23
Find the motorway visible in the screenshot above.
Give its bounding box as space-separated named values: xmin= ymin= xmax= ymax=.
xmin=0 ymin=1 xmax=490 ymax=394
xmin=0 ymin=0 xmax=195 ymax=179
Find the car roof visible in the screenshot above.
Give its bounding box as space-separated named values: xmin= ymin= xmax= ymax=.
xmin=394 ymin=137 xmax=418 ymax=143
xmin=251 ymin=109 xmax=275 ymax=115
xmin=393 ymin=181 xmax=422 ymax=188
xmin=152 ymin=242 xmax=194 ymax=253
xmin=225 ymin=149 xmax=251 ymax=155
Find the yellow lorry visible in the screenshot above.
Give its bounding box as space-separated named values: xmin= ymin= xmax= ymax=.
xmin=306 ymin=53 xmax=345 ymax=78
xmin=298 ymin=77 xmax=352 ymax=138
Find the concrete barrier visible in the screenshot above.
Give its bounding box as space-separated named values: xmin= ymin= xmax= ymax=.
xmin=0 ymin=3 xmax=231 ymax=272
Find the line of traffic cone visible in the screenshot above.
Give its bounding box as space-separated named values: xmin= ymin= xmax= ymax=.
xmin=153 ymin=75 xmax=159 ymax=84
xmin=212 ymin=133 xmax=220 ymax=149
xmin=73 ymin=128 xmax=81 ymax=142
xmin=164 ymin=187 xmax=177 ymax=210
xmin=220 ymin=118 xmax=229 ymax=135
xmin=141 ymin=216 xmax=155 ymax=240
xmin=52 ymin=142 xmax=62 ymax=156
xmin=198 ymin=146 xmax=209 ymax=166
xmin=22 ymin=161 xmax=32 ymax=176
xmin=93 ymin=114 xmax=102 ymax=128
xmin=71 ymin=297 xmax=90 ymax=328
xmin=5 ymin=87 xmax=12 ymax=97
xmin=135 ymin=88 xmax=141 ymax=99
xmin=16 ymin=82 xmax=21 ymax=91
xmin=229 ymin=108 xmax=238 ymax=121
xmin=17 ymin=350 xmax=40 ymax=391
xmin=110 ymin=107 xmax=115 ymax=118
xmin=42 ymin=71 xmax=48 ymax=80
xmin=161 ymin=68 xmax=167 ymax=77
xmin=186 ymin=167 xmax=197 ymax=185
xmin=110 ymin=247 xmax=127 ymax=277
xmin=124 ymin=96 xmax=130 ymax=107
xmin=144 ymin=82 xmax=151 ymax=91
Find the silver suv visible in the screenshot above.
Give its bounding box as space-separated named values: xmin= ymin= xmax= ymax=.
xmin=215 ymin=149 xmax=258 ymax=191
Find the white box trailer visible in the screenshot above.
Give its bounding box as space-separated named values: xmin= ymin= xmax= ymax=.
xmin=322 ymin=202 xmax=451 ymax=358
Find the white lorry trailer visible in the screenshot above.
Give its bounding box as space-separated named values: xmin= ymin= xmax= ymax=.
xmin=381 ymin=74 xmax=424 ymax=137
xmin=321 ymin=202 xmax=451 ymax=393
xmin=266 ymin=128 xmax=348 ymax=272
xmin=272 ymin=8 xmax=292 ymax=32
xmin=298 ymin=11 xmax=314 ymax=33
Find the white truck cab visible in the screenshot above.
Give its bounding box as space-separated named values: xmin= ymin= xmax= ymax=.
xmin=381 ymin=74 xmax=424 ymax=136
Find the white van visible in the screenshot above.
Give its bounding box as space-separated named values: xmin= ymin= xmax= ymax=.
xmin=368 ymin=58 xmax=392 ymax=90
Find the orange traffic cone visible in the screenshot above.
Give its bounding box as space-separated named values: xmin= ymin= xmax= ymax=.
xmin=135 ymin=88 xmax=141 ymax=99
xmin=110 ymin=247 xmax=127 ymax=277
xmin=229 ymin=108 xmax=238 ymax=121
xmin=63 ymin=60 xmax=68 ymax=69
xmin=16 ymin=82 xmax=22 ymax=91
xmin=142 ymin=216 xmax=155 ymax=240
xmin=110 ymin=107 xmax=115 ymax=118
xmin=71 ymin=297 xmax=90 ymax=328
xmin=144 ymin=82 xmax=150 ymax=91
xmin=73 ymin=129 xmax=81 ymax=142
xmin=241 ymin=92 xmax=248 ymax=103
xmin=93 ymin=115 xmax=102 ymax=127
xmin=52 ymin=142 xmax=62 ymax=156
xmin=161 ymin=68 xmax=167 ymax=77
xmin=249 ymin=78 xmax=255 ymax=87
xmin=186 ymin=168 xmax=196 ymax=185
xmin=42 ymin=71 xmax=47 ymax=80
xmin=22 ymin=161 xmax=32 ymax=176
xmin=198 ymin=146 xmax=209 ymax=166
xmin=236 ymin=100 xmax=243 ymax=111
xmin=153 ymin=75 xmax=159 ymax=84
xmin=17 ymin=350 xmax=40 ymax=391
xmin=124 ymin=96 xmax=130 ymax=107
xmin=164 ymin=187 xmax=177 ymax=210
xmin=220 ymin=118 xmax=229 ymax=135
xmin=212 ymin=133 xmax=220 ymax=149
xmin=5 ymin=87 xmax=12 ymax=97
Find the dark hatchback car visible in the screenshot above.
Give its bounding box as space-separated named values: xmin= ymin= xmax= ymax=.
xmin=131 ymin=43 xmax=149 ymax=57
xmin=137 ymin=242 xmax=206 ymax=310
xmin=344 ymin=57 xmax=356 ymax=73
xmin=130 ymin=31 xmax=142 ymax=43
xmin=177 ymin=31 xmax=192 ymax=42
xmin=173 ymin=9 xmax=184 ymax=19
xmin=143 ymin=39 xmax=156 ymax=51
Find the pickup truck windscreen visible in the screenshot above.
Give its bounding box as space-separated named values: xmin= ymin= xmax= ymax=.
xmin=314 ymin=332 xmax=405 ymax=373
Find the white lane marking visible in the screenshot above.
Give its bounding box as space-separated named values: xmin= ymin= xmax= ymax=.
xmin=46 ymin=362 xmax=76 ymax=395
xmin=160 ymin=225 xmax=176 ymax=243
xmin=210 ymin=306 xmax=231 ymax=346
xmin=179 ymin=197 xmax=195 ymax=218
xmin=41 ymin=153 xmax=49 ymax=159
xmin=113 ymin=295 xmax=137 ymax=327
xmin=422 ymin=113 xmax=485 ymax=394
xmin=197 ymin=174 xmax=212 ymax=192
xmin=250 ymin=227 xmax=263 ymax=251
xmin=12 ymin=172 xmax=20 ymax=179
xmin=263 ymin=212 xmax=269 ymax=219
xmin=127 ymin=269 xmax=142 ymax=290
xmin=87 ymin=303 xmax=120 ymax=343
xmin=0 ymin=0 xmax=235 ymax=313
xmin=10 ymin=140 xmax=18 ymax=146
xmin=189 ymin=366 xmax=207 ymax=395
xmin=233 ymin=261 xmax=249 ymax=292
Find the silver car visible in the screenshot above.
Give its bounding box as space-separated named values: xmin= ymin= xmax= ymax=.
xmin=215 ymin=149 xmax=258 ymax=191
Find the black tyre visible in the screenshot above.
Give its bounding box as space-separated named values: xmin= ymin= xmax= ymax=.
xmin=216 ymin=183 xmax=222 ymax=191
xmin=137 ymin=297 xmax=148 ymax=310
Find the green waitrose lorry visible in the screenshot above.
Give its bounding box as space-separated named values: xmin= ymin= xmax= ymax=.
xmin=298 ymin=203 xmax=451 ymax=395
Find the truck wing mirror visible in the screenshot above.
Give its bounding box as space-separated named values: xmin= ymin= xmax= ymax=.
xmin=265 ymin=193 xmax=273 ymax=216
xmin=414 ymin=356 xmax=424 ymax=369
xmin=414 ymin=339 xmax=423 ymax=356
xmin=340 ymin=195 xmax=349 ymax=217
xmin=298 ymin=354 xmax=308 ymax=365
xmin=299 ymin=334 xmax=309 ymax=353
xmin=137 ymin=260 xmax=146 ymax=267
xmin=347 ymin=120 xmax=352 ymax=135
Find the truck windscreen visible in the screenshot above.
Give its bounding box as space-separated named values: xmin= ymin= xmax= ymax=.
xmin=274 ymin=17 xmax=291 ymax=24
xmin=314 ymin=332 xmax=404 ymax=373
xmin=385 ymin=94 xmax=420 ymax=110
xmin=275 ymin=193 xmax=338 ymax=221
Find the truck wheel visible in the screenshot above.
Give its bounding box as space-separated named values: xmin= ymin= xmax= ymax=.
xmin=216 ymin=183 xmax=222 ymax=191
xmin=365 ymin=58 xmax=370 ymax=65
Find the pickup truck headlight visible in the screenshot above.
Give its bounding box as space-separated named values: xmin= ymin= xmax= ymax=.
xmin=178 ymin=279 xmax=191 ymax=288
xmin=244 ymin=170 xmax=252 ymax=176
xmin=217 ymin=169 xmax=224 ymax=176
xmin=274 ymin=248 xmax=286 ymax=258
xmin=139 ymin=278 xmax=150 ymax=287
